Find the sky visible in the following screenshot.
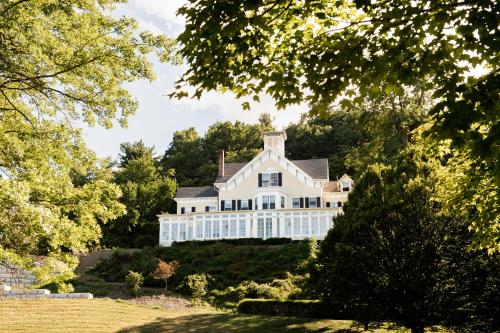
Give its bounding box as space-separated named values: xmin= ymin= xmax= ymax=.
xmin=81 ymin=0 xmax=305 ymax=159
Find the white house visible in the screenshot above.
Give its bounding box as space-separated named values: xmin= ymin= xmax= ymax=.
xmin=158 ymin=131 xmax=353 ymax=246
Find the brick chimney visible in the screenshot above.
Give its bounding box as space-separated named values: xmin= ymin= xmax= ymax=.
xmin=218 ymin=150 xmax=225 ymax=177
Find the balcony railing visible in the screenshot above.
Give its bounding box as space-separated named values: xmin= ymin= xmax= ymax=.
xmin=158 ymin=208 xmax=340 ymax=247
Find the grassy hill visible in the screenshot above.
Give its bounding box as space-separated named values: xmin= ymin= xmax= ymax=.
xmin=87 ymin=239 xmax=317 ymax=303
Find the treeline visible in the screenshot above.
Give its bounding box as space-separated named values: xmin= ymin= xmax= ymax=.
xmin=103 ymin=93 xmax=426 ymax=247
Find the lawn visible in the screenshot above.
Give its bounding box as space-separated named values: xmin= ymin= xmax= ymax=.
xmin=0 ymin=298 xmax=436 ymax=333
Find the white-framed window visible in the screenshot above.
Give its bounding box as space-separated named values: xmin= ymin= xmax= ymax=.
xmin=162 ymin=223 xmax=169 ymax=240
xmin=342 ymin=180 xmax=350 ymax=192
xmin=196 ymin=221 xmax=203 ymax=238
xmin=292 ymin=198 xmax=300 ymax=208
xmin=302 ymin=217 xmax=310 ymax=235
xmin=261 ymin=172 xmax=280 ymax=187
xmin=241 ymin=200 xmax=249 ymax=210
xmin=257 ymin=218 xmax=265 ymax=238
xmin=172 ymin=223 xmax=178 ymax=241
xmin=311 ymin=217 xmax=318 ymax=235
xmin=308 ymin=197 xmax=318 ymax=208
xmin=262 ymin=195 xmax=276 ymax=209
xmin=230 ymin=219 xmax=237 ymax=237
xmin=265 ymin=218 xmax=272 ymax=238
xmin=293 ymin=217 xmax=301 ymax=235
xmin=262 ymin=173 xmax=270 ymax=187
xmin=213 ymin=221 xmax=220 ymax=238
xmin=320 ymin=216 xmax=327 ymax=234
xmin=254 ymin=197 xmax=258 ymax=210
xmin=280 ymin=196 xmax=285 ymax=208
xmin=222 ymin=220 xmax=229 ymax=237
xmin=284 ymin=217 xmax=292 ymax=236
xmin=270 ymin=173 xmax=279 ymax=186
xmin=224 ymin=200 xmax=233 ymax=211
xmin=179 ymin=224 xmax=186 ymax=241
xmin=205 ymin=220 xmax=212 ymax=239
xmin=187 ymin=226 xmax=193 ymax=240
xmin=239 ymin=219 xmax=246 ymax=237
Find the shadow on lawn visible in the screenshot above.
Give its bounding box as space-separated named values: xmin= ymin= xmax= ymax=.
xmin=116 ymin=313 xmax=360 ymax=333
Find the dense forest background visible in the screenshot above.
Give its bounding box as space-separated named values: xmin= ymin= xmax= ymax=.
xmin=102 ymin=92 xmax=427 ymax=248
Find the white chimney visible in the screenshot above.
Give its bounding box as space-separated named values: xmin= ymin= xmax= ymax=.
xmin=263 ymin=131 xmax=287 ymax=156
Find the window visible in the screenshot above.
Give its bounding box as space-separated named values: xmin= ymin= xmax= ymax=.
xmin=222 ymin=220 xmax=229 ymax=237
xmin=187 ymin=226 xmax=193 ymax=240
xmin=342 ymin=181 xmax=350 ymax=192
xmin=262 ymin=196 xmax=269 ymax=209
xmin=261 ymin=195 xmax=276 ymax=210
xmin=172 ymin=223 xmax=178 ymax=241
xmin=257 ymin=218 xmax=265 ymax=238
xmin=239 ymin=219 xmax=246 ymax=237
xmin=284 ymin=217 xmax=292 ymax=236
xmin=162 ymin=224 xmax=169 ymax=240
xmin=265 ymin=218 xmax=272 ymax=239
xmin=179 ymin=224 xmax=186 ymax=241
xmin=230 ymin=219 xmax=237 ymax=237
xmin=270 ymin=173 xmax=279 ymax=186
xmin=293 ymin=217 xmax=301 ymax=235
xmin=262 ymin=173 xmax=270 ymax=187
xmin=208 ymin=205 xmax=217 ymax=212
xmin=196 ymin=221 xmax=203 ymax=238
xmin=311 ymin=217 xmax=318 ymax=235
xmin=180 ymin=207 xmax=185 ymax=214
xmin=241 ymin=200 xmax=249 ymax=210
xmin=338 ymin=201 xmax=342 ymax=207
xmin=308 ymin=197 xmax=318 ymax=208
xmin=280 ymin=196 xmax=285 ymax=208
xmin=255 ymin=197 xmax=258 ymax=210
xmin=292 ymin=198 xmax=300 ymax=208
xmin=205 ymin=220 xmax=212 ymax=239
xmin=224 ymin=200 xmax=233 ymax=211
xmin=191 ymin=207 xmax=196 ymax=213
xmin=259 ymin=172 xmax=281 ymax=187
xmin=270 ymin=196 xmax=276 ymax=209
xmin=302 ymin=217 xmax=310 ymax=235
xmin=319 ymin=216 xmax=327 ymax=234
xmin=213 ymin=221 xmax=220 ymax=238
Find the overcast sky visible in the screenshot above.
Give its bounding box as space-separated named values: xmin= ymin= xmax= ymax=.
xmin=81 ymin=0 xmax=305 ymax=159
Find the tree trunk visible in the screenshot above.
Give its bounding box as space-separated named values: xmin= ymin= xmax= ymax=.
xmin=164 ymin=279 xmax=168 ymax=291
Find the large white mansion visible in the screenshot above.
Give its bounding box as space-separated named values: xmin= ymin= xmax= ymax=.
xmin=158 ymin=131 xmax=353 ymax=246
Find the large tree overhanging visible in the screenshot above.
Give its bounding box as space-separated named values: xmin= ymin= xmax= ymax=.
xmin=174 ymin=0 xmax=499 ymax=177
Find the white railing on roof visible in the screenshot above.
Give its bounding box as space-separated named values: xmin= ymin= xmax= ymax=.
xmin=158 ymin=208 xmax=339 ymax=247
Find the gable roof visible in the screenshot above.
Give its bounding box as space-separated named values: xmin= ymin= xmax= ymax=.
xmin=215 ymin=162 xmax=246 ymax=183
xmin=291 ymin=159 xmax=329 ymax=180
xmin=176 ymin=186 xmax=217 ymax=199
xmin=215 ymin=158 xmax=329 ymax=183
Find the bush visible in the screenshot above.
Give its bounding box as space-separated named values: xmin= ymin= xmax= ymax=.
xmin=171 ymin=238 xmax=296 ymax=247
xmin=125 ymin=271 xmax=143 ymax=296
xmin=185 ymin=273 xmax=209 ymax=300
xmin=237 ymin=299 xmax=333 ymax=318
xmin=134 ymin=235 xmax=157 ymax=248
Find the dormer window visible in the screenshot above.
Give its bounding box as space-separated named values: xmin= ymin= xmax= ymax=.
xmin=342 ymin=180 xmax=350 ymax=192
xmin=258 ymin=172 xmax=282 ymax=187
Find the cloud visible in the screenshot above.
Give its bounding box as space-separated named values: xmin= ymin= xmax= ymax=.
xmin=128 ymin=0 xmax=186 ymax=33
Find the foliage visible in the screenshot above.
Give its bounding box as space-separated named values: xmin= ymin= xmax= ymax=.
xmin=0 ymin=0 xmax=174 ymax=283
xmin=185 ymin=273 xmax=210 ymax=300
xmin=125 ymin=271 xmax=143 ymax=296
xmin=175 ymin=0 xmax=499 ymax=250
xmin=312 ymin=150 xmax=500 ymax=332
xmin=92 ymin=240 xmax=314 ymax=293
xmin=237 ymin=299 xmax=329 ymax=319
xmin=152 ymin=259 xmax=179 ymax=290
xmin=209 ymin=273 xmax=305 ymax=309
xmin=102 ymin=141 xmax=176 ymax=248
xmin=161 ymin=116 xmax=274 ymax=186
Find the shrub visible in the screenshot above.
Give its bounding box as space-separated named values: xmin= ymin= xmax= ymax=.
xmin=125 ymin=271 xmax=143 ymax=296
xmin=237 ymin=299 xmax=333 ymax=318
xmin=185 ymin=273 xmax=209 ymax=300
xmin=134 ymin=235 xmax=157 ymax=248
xmin=152 ymin=259 xmax=179 ymax=291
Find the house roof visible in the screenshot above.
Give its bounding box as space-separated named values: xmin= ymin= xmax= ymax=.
xmin=291 ymin=159 xmax=329 ymax=180
xmin=176 ymin=186 xmax=218 ymax=199
xmin=215 ymin=158 xmax=329 ymax=183
xmin=215 ymin=162 xmax=246 ymax=183
xmin=323 ymin=181 xmax=339 ymax=193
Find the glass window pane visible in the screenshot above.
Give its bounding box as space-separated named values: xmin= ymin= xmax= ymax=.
xmin=292 ymin=198 xmax=300 ymax=208
xmin=257 ymin=218 xmax=265 ymax=238
xmin=284 ymin=218 xmax=292 ymax=236
xmin=213 ymin=221 xmax=220 ymax=238
xmin=222 ymin=220 xmax=229 ymax=237
xmin=172 ymin=223 xmax=178 ymax=241
xmin=180 ymin=224 xmax=186 ymax=241
xmin=271 ymin=173 xmax=279 ymax=186
xmin=311 ymin=217 xmax=318 ymax=235
xmin=230 ymin=219 xmax=237 ymax=237
xmin=320 ymin=216 xmax=327 ymax=234
xmin=239 ymin=219 xmax=246 ymax=237
xmin=302 ymin=217 xmax=309 ymax=235
xmin=293 ymin=217 xmax=301 ymax=235
xmin=265 ymin=218 xmax=272 ymax=239
xmin=205 ymin=220 xmax=212 ymax=239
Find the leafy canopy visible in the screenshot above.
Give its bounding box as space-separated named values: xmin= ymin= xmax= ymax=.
xmin=175 ymin=0 xmax=499 ymax=177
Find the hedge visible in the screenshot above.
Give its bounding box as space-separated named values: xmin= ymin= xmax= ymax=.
xmin=237 ymin=299 xmax=333 ymax=319
xmin=171 ymin=238 xmax=297 ymax=247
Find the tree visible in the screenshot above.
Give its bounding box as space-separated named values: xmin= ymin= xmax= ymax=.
xmin=152 ymin=259 xmax=179 ymax=291
xmin=0 ymin=0 xmax=174 ymax=285
xmin=102 ymin=141 xmax=176 ymax=248
xmin=312 ymin=151 xmax=500 ymax=332
xmin=174 ymin=0 xmax=498 ymax=250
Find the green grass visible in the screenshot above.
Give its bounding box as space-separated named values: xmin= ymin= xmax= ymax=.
xmin=0 ymin=298 xmax=444 ymax=333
